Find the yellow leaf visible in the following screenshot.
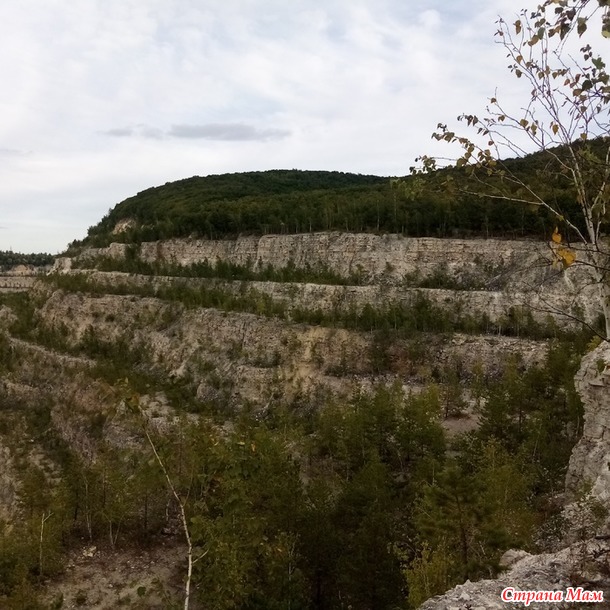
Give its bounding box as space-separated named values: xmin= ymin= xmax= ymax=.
xmin=551 ymin=227 xmax=562 ymax=243
xmin=557 ymin=247 xmax=576 ymax=267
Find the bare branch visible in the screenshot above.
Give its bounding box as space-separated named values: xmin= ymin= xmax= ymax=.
xmin=414 ymin=0 xmax=610 ymax=339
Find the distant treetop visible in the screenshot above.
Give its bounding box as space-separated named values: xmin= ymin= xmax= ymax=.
xmin=0 ymin=250 xmax=54 ymax=270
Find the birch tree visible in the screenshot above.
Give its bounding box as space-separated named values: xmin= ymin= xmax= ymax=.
xmin=414 ymin=0 xmax=610 ymax=339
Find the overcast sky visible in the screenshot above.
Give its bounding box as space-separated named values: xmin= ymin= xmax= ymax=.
xmin=1 ymin=0 xmax=539 ymax=253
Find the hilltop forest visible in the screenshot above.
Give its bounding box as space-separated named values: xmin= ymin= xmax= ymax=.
xmin=73 ymin=140 xmax=608 ymax=249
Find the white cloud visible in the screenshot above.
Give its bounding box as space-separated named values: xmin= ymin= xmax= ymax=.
xmin=0 ymin=0 xmax=578 ymax=252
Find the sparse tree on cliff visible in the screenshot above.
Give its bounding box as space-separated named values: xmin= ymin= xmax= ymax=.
xmin=413 ymin=0 xmax=610 ymax=339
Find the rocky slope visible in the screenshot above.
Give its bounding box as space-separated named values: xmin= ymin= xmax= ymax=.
xmin=0 ymin=231 xmax=605 ymax=607
xmin=419 ymin=538 xmax=610 ymax=610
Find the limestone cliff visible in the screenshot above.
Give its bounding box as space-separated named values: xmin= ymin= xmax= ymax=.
xmin=33 ymin=289 xmax=549 ymax=411
xmin=66 ymin=232 xmax=603 ymax=328
xmin=72 ymin=233 xmax=565 ymax=290
xmin=565 ymin=341 xmax=610 ymax=508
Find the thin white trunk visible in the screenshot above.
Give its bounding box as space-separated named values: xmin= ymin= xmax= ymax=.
xmin=587 ymin=246 xmax=610 ymax=341
xmin=138 ymin=410 xmax=203 ymax=610
xmin=39 ymin=511 xmax=52 ymax=580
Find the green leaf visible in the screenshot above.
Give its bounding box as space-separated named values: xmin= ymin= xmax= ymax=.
xmin=592 ymin=57 xmax=605 ymax=71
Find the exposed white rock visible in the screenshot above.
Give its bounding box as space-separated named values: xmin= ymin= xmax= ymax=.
xmin=74 ymin=233 xmax=604 ymax=327
xmin=111 ymin=218 xmax=136 ymax=234
xmin=51 ymin=257 xmax=72 ymax=273
xmin=419 ymin=539 xmax=610 ymax=610
xmin=561 ymin=341 xmax=610 ymax=543
xmin=499 ymin=549 xmax=532 ymax=570
xmin=566 ymin=342 xmax=610 ymax=506
xmin=60 ymin=266 xmax=595 ymax=330
xmin=35 ymin=289 xmax=552 ymax=409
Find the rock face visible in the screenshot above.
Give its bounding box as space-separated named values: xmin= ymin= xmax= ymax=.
xmin=61 ymin=268 xmax=587 ymax=329
xmin=34 ymin=289 xmax=550 ymax=411
xmin=80 ymin=234 xmax=531 ymax=281
xmin=74 ymin=233 xmax=548 ymax=280
xmin=66 ymin=233 xmax=604 ymax=328
xmin=562 ymin=341 xmax=610 ymax=543
xmin=566 ymin=342 xmax=610 ymax=505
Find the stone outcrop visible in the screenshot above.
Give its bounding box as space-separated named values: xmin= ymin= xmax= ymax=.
xmin=565 ymin=341 xmax=610 ymax=506
xmin=419 ymin=540 xmax=610 ymax=610
xmin=561 ymin=341 xmax=610 ymax=544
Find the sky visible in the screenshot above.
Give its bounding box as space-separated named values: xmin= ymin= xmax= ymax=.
xmin=0 ymin=0 xmax=544 ymax=253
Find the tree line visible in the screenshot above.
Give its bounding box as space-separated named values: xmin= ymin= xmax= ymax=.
xmin=0 ymin=251 xmax=54 ymax=271
xmin=72 ymin=155 xmax=598 ymax=249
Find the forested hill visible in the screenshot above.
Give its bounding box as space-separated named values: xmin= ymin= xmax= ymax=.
xmin=77 ymin=152 xmax=585 ymax=248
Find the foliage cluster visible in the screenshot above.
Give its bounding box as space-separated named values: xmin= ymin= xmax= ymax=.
xmin=0 ymin=251 xmax=54 ymax=272
xmin=72 ymin=163 xmax=589 ymax=249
